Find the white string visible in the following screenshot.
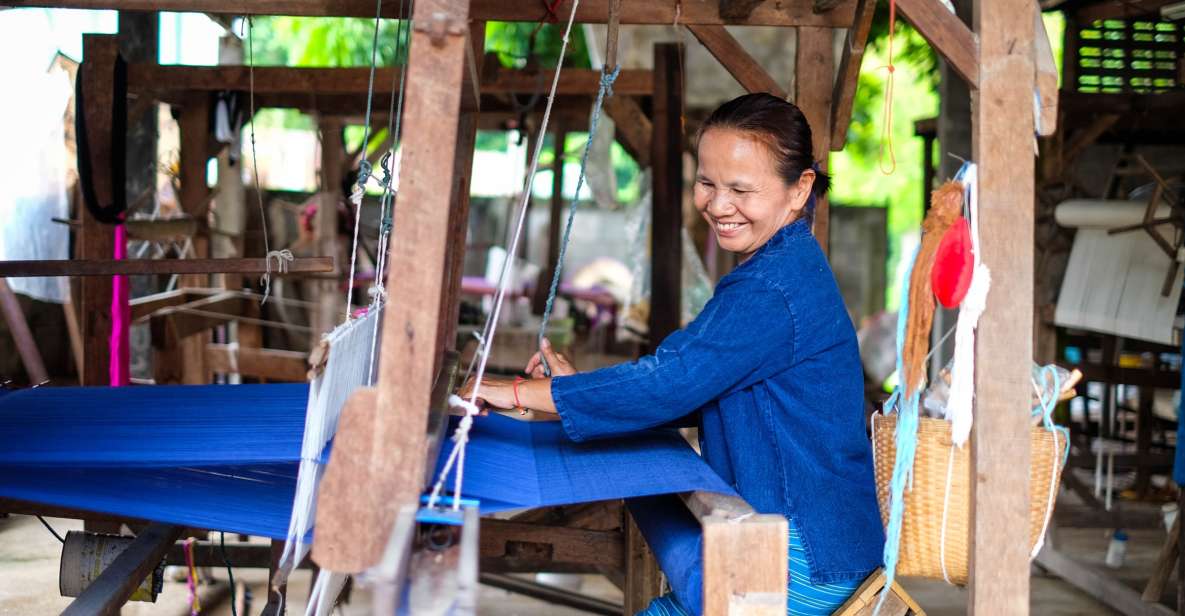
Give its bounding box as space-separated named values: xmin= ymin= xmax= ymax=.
xmin=430 ymin=0 xmax=583 ymax=511
xmin=245 ymin=17 xmax=276 ymax=307
xmin=938 ymin=444 xmax=956 ymax=585
xmin=260 ymin=249 xmax=294 ymax=305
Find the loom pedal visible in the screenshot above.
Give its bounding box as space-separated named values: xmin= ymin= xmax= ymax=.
xmin=415 ymin=495 xmax=480 ymax=526
xmin=831 ymin=569 xmax=925 ymax=616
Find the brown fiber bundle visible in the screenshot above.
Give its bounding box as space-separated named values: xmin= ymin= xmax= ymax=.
xmin=902 ymin=181 xmax=963 ymax=397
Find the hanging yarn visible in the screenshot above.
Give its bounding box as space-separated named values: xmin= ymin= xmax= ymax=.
xmin=536 ymin=65 xmax=620 ymax=376
xmin=245 ymin=17 xmax=280 ymax=308
xmin=184 ymin=537 xmax=202 ymax=615
xmin=260 ymin=249 xmax=294 ymax=305
xmin=902 ymin=182 xmax=962 ymax=397
xmin=433 ymin=0 xmax=584 ymax=512
xmin=944 ymin=163 xmax=987 ymax=447
xmin=875 ymin=245 xmax=921 ymax=616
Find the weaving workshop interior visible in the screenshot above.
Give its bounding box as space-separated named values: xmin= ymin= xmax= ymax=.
xmin=0 ymin=0 xmax=1183 ymax=614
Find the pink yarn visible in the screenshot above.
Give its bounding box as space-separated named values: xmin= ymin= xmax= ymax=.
xmin=109 ymin=224 xmax=130 ymax=386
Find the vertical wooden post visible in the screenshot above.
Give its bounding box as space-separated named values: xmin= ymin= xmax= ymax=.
xmin=440 ymin=22 xmax=486 ymax=361
xmin=78 ymin=35 xmax=119 ymax=387
xmin=313 ymin=0 xmax=473 ymax=572
xmin=0 ymin=279 xmax=49 ymax=384
xmin=533 ymin=123 xmax=568 ymax=315
xmin=623 ymin=510 xmax=663 ymax=614
xmin=314 ymin=118 xmax=345 ymax=341
xmin=177 ymin=94 xmax=212 ymax=384
xmin=795 ymin=26 xmax=834 ymax=256
xmin=968 ymin=0 xmax=1034 ymax=613
xmin=649 ymin=43 xmax=684 ymax=349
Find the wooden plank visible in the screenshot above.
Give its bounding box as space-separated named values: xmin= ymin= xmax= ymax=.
xmin=1034 ymin=8 xmax=1059 ymax=137
xmin=129 ymin=289 xmax=216 ymax=321
xmin=649 ymin=43 xmax=684 ymax=349
xmin=623 ymin=510 xmax=663 ymax=614
xmin=313 ymin=119 xmax=344 ymax=340
xmin=0 ymin=257 xmax=334 ymax=278
xmin=968 ymin=0 xmax=1034 ymax=612
xmin=177 ymin=93 xmax=213 ymax=386
xmin=61 ymin=523 xmax=183 ymax=616
xmin=312 ymin=0 xmax=471 ymax=574
xmin=796 ymin=25 xmax=834 ymax=255
xmin=719 ymin=0 xmax=766 ymax=21
xmin=480 ymin=519 xmax=623 ymax=571
xmin=681 ymin=490 xmax=756 ymax=521
xmin=685 ymin=24 xmax=788 ymax=98
xmin=830 ymin=0 xmax=877 ymax=149
xmin=205 ymin=344 xmax=309 ymax=381
xmin=603 ymin=96 xmax=651 ymax=167
xmin=127 ymin=64 xmax=654 ymax=98
xmin=78 ymin=35 xmax=120 ymax=388
xmin=2 ymin=0 xmax=859 ymax=26
xmin=1035 ymin=546 xmax=1175 ymax=616
xmin=701 ymin=512 xmax=787 ymax=616
xmin=533 ymin=123 xmax=568 ymax=315
xmin=1142 ymin=513 xmax=1179 ymax=602
xmin=0 ymin=278 xmax=50 ymax=383
xmin=897 ymin=0 xmax=979 ymax=87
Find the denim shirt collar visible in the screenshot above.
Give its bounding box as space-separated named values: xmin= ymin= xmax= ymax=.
xmin=734 ymin=217 xmax=812 ymax=273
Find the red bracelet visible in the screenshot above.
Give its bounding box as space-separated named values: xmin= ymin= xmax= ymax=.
xmin=513 ymin=376 xmax=525 ymax=408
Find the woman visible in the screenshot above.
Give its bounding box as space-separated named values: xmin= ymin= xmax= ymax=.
xmin=460 ymin=93 xmax=884 ymax=615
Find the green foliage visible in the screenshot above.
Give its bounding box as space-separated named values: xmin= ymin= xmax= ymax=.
xmin=485 ymin=21 xmax=591 ymax=69
xmin=249 ymin=16 xmax=411 ymax=67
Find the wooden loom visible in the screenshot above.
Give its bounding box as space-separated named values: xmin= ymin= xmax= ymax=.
xmin=0 ymin=0 xmax=1050 ymax=614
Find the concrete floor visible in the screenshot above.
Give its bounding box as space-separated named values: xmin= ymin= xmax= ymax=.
xmin=0 ymin=510 xmax=1173 ymax=615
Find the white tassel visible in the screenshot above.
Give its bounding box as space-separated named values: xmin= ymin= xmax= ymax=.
xmin=945 ymin=263 xmax=990 ymax=447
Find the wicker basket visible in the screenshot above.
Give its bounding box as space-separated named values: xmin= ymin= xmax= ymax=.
xmin=871 ymin=413 xmax=1066 ymax=585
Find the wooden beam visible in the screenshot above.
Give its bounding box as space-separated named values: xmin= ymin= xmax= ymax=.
xmin=603 ymin=96 xmax=651 ymax=166
xmin=205 ymin=344 xmax=309 ymax=381
xmin=1035 ymin=546 xmax=1175 ymax=616
xmin=897 ymin=0 xmax=979 ymax=87
xmin=0 ymin=278 xmax=50 ymax=384
xmin=0 ymin=257 xmax=334 ymax=278
xmin=78 ymin=35 xmax=120 ymax=388
xmin=685 ymin=24 xmax=788 ymax=98
xmin=127 ymin=64 xmax=655 ymax=99
xmin=968 ymin=0 xmax=1034 ymax=612
xmin=480 ymin=519 xmax=623 ymax=571
xmin=718 ymin=0 xmax=766 ymax=21
xmin=61 ymin=523 xmax=183 ymax=616
xmin=314 ymin=119 xmax=345 ymax=340
xmin=1142 ymin=514 xmax=1179 ymax=602
xmin=313 ymin=0 xmax=471 ymax=574
xmin=649 ymin=43 xmax=685 ymax=349
xmin=623 ymin=510 xmax=663 ymax=614
xmin=830 ymin=0 xmax=877 ymax=149
xmin=1034 ymin=8 xmax=1058 ymax=137
xmin=2 ymin=0 xmax=859 ymax=26
xmin=701 ymin=511 xmax=787 ymax=614
xmin=796 ymin=26 xmax=834 ymax=255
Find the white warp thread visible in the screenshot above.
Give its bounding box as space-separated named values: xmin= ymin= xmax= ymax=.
xmin=274 ymin=306 xmax=382 ymax=587
xmin=260 ymin=249 xmax=294 ymax=306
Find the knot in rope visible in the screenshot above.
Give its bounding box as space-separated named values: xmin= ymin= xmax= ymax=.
xmin=260 ymin=249 xmax=294 ymax=305
xmin=379 ymin=150 xmax=393 ymax=189
xmin=357 ymin=160 xmax=373 ymax=186
xmin=599 ymin=65 xmax=621 ymax=97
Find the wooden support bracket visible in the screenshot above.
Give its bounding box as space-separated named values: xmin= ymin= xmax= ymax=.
xmin=830 ymin=0 xmax=877 ymax=149
xmin=685 ymin=24 xmax=788 ymax=98
xmin=896 ymin=0 xmax=979 ymax=88
xmin=603 ymin=96 xmax=651 ymax=167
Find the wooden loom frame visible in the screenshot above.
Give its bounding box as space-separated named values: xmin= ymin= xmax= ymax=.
xmin=0 ymin=0 xmax=1049 ymax=613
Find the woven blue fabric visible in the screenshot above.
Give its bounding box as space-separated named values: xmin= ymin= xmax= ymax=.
xmin=0 ymin=387 xmax=733 ymax=540
xmin=0 ymin=384 xmax=308 ymax=467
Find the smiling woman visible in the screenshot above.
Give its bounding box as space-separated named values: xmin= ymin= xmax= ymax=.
xmin=460 ymin=93 xmax=881 ymax=616
xmin=694 ymin=93 xmax=831 ymax=259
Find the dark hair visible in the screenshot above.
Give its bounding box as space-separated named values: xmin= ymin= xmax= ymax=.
xmin=697 ymin=93 xmax=831 ymax=219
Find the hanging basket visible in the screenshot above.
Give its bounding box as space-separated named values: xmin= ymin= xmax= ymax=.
xmin=870 ymin=413 xmax=1066 ymax=585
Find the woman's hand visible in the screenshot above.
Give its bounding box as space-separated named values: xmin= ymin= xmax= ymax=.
xmin=525 ymin=338 xmax=576 ymax=378
xmin=455 ymin=375 xmax=519 ymax=412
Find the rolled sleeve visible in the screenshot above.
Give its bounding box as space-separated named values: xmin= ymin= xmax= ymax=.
xmin=552 ymin=275 xmax=795 ymax=442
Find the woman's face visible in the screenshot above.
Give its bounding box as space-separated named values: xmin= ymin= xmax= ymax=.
xmin=693 ymin=128 xmax=814 ymax=259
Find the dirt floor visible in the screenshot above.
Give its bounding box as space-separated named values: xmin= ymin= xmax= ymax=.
xmin=0 ymin=506 xmax=1174 ymax=615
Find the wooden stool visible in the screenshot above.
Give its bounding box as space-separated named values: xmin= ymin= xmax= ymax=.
xmin=833 ymin=569 xmax=926 ymax=616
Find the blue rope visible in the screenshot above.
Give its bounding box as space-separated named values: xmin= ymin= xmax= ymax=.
xmin=876 ymin=244 xmax=921 ymax=616
xmin=536 ymin=66 xmax=620 ymax=376
xmin=1034 ymin=364 xmax=1071 ymax=466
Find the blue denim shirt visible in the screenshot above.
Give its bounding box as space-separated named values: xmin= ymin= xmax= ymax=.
xmin=551 ymin=218 xmax=884 ymax=584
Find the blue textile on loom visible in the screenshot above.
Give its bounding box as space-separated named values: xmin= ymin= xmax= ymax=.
xmin=0 ymin=384 xmax=309 ymax=466
xmin=0 ymin=385 xmax=734 ymax=545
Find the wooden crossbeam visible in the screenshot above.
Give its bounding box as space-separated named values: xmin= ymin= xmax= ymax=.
xmin=830 ymin=0 xmax=877 ymax=149
xmin=0 ymin=257 xmax=334 ymax=278
xmin=896 ymin=0 xmax=979 ymax=87
xmin=602 ymin=96 xmax=652 ymax=166
xmin=61 ymin=523 xmax=183 ymax=616
xmin=127 ymin=64 xmax=655 ymax=100
xmin=685 ymin=24 xmax=788 ymax=98
xmin=1 ymin=0 xmax=859 ymax=26
xmin=205 ymin=344 xmax=309 ymax=381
